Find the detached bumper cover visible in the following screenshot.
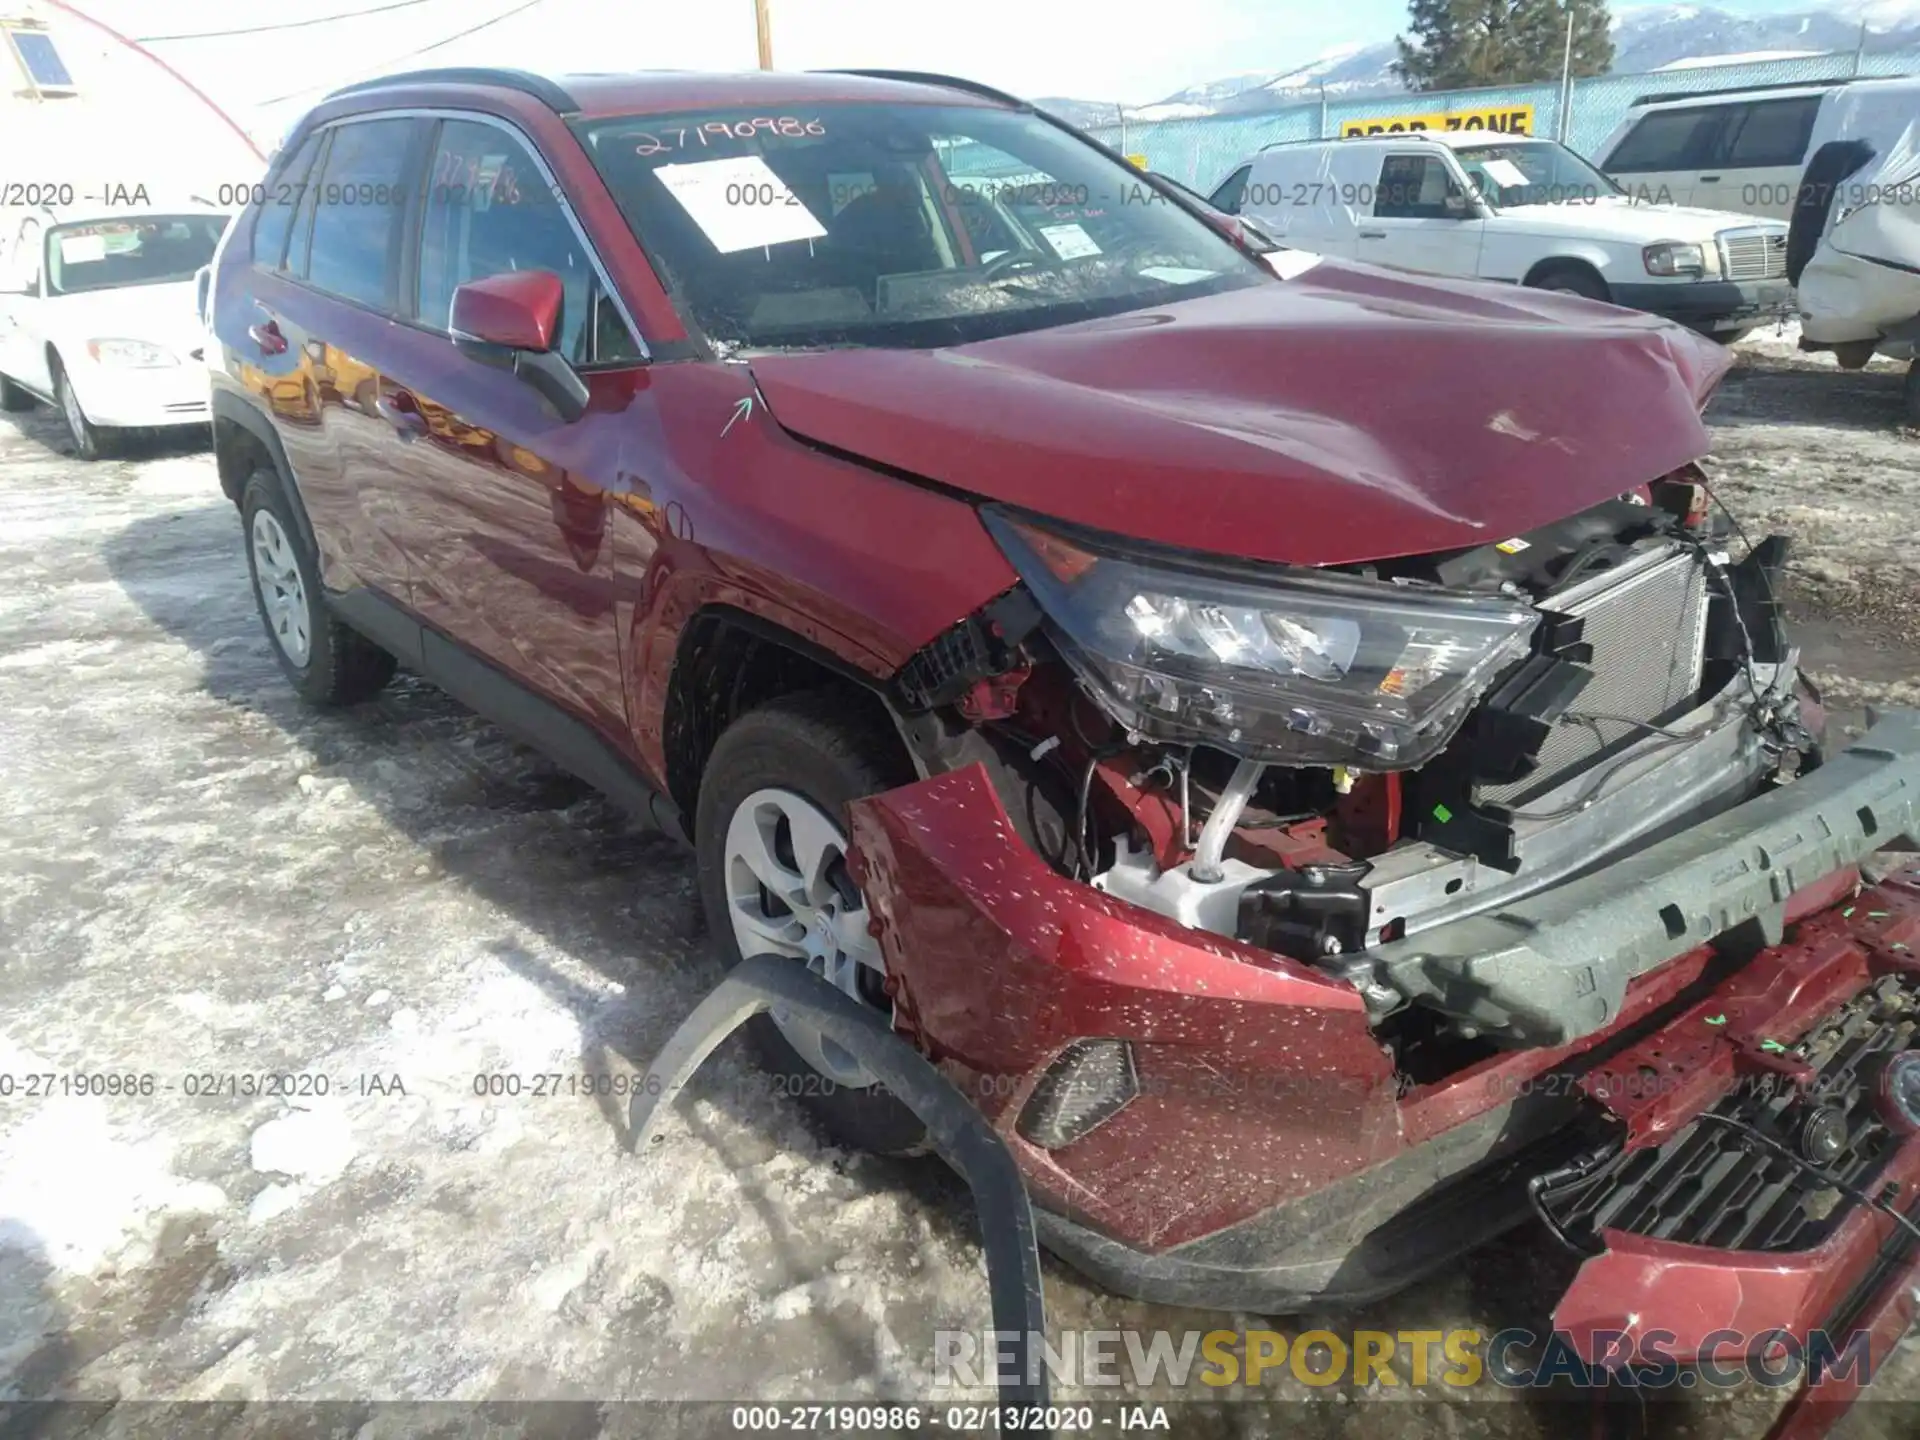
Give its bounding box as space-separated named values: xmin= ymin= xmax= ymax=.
xmin=1363 ymin=710 xmax=1920 ymax=1047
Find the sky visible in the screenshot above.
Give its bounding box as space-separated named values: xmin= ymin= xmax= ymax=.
xmin=64 ymin=0 xmax=1900 ymax=133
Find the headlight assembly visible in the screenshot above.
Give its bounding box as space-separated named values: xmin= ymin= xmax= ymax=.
xmin=86 ymin=339 xmax=177 ymax=368
xmin=1642 ymin=242 xmax=1706 ymax=277
xmin=984 ymin=508 xmax=1538 ymax=769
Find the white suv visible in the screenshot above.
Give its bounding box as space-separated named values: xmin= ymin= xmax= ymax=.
xmin=1211 ymin=132 xmax=1791 ymax=339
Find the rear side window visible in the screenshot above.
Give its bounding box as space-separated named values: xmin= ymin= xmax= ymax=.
xmin=1606 ymin=107 xmax=1722 ymax=172
xmin=416 ymin=118 xmax=639 ymax=364
xmin=1209 ymin=164 xmax=1251 ymax=214
xmin=253 ymin=131 xmax=323 ymax=270
xmin=1719 ymin=97 xmax=1821 ymax=168
xmin=306 ymin=117 xmax=416 ymax=310
xmin=1373 ymin=155 xmax=1463 ymax=219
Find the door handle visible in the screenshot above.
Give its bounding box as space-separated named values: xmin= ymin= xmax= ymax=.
xmin=1699 ymin=174 xmax=1722 ymax=183
xmin=247 ymin=318 xmax=287 ymax=355
xmin=1359 ymin=229 xmax=1387 ymax=239
xmin=375 ymin=387 xmax=429 ymax=441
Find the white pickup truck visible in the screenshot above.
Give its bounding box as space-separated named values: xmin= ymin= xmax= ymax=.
xmin=1209 ymin=131 xmax=1792 ymax=339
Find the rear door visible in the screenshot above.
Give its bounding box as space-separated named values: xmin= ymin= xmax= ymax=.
xmin=233 ymin=117 xmax=426 ymax=603
xmin=1359 ymin=152 xmax=1485 ymax=276
xmin=377 ymin=113 xmax=646 ymax=747
xmin=1701 ymin=96 xmax=1823 ymax=217
xmin=1600 ymin=103 xmax=1726 ymax=208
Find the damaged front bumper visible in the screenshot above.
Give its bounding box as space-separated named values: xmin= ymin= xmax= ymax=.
xmin=833 ymin=713 xmax=1920 ymax=1433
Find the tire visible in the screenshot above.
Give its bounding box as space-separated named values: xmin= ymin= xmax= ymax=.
xmin=1527 ymin=264 xmax=1608 ymax=303
xmin=1710 ymin=326 xmax=1754 ymax=346
xmin=0 ymin=372 xmax=33 ymax=412
xmin=52 ymin=355 xmax=112 ymax=461
xmin=1906 ymin=360 xmax=1920 ymax=429
xmin=241 ymin=469 xmax=396 ymax=705
xmin=695 ymin=688 xmax=927 ymax=1156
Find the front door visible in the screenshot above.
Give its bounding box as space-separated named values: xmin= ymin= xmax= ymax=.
xmin=379 ymin=114 xmax=648 ymax=748
xmin=1360 ymin=153 xmax=1486 ymax=277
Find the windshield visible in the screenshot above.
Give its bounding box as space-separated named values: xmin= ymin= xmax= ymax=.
xmin=44 ymin=216 xmax=226 ymax=297
xmin=573 ymin=103 xmax=1265 ymax=351
xmin=1452 ymin=142 xmax=1622 ymax=209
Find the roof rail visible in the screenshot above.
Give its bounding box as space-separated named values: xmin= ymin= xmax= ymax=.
xmin=812 ymin=68 xmax=1032 ymax=111
xmin=1256 ymin=130 xmax=1448 ymax=152
xmin=1628 ymin=74 xmax=1895 ymax=108
xmin=325 ymin=67 xmax=578 ymax=114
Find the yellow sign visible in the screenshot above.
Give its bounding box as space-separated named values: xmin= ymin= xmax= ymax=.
xmin=1340 ymin=104 xmax=1534 ymax=139
xmin=1125 ymin=152 xmax=1150 ymax=170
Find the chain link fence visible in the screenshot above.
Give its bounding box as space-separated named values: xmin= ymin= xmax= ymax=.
xmin=1082 ymin=46 xmax=1920 ymax=193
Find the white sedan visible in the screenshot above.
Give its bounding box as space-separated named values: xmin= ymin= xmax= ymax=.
xmin=0 ymin=209 xmax=230 ymax=458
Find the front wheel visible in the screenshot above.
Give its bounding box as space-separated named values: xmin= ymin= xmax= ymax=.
xmin=1527 ymin=265 xmax=1608 ymax=303
xmin=695 ymin=689 xmax=927 ymax=1156
xmin=52 ymin=356 xmax=112 ymax=461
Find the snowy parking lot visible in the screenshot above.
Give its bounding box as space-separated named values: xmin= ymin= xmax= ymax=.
xmin=3 ymin=334 xmax=1920 ymax=1438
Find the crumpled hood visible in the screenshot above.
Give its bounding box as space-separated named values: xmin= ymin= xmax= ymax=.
xmin=748 ymin=260 xmax=1732 ymax=566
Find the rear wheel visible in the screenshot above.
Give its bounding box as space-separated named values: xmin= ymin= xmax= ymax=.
xmin=52 ymin=355 xmax=112 ymax=461
xmin=241 ymin=469 xmax=395 ymax=705
xmin=1527 ymin=264 xmax=1608 ymax=303
xmin=695 ymin=689 xmax=926 ymax=1156
xmin=0 ymin=372 xmax=33 ymax=412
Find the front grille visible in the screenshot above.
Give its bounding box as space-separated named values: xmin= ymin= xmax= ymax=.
xmin=1544 ymin=975 xmax=1918 ymax=1252
xmin=1476 ymin=546 xmax=1708 ymax=807
xmin=1719 ymin=228 xmax=1788 ymax=282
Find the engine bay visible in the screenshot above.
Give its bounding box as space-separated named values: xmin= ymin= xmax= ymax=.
xmin=893 ymin=470 xmax=1823 ymax=1059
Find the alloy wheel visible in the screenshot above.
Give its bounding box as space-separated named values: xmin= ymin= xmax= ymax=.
xmin=250 ymin=509 xmax=311 ymax=667
xmin=722 ymin=786 xmax=890 ymax=1089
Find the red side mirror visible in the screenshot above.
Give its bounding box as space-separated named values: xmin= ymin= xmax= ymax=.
xmin=449 ymin=270 xmax=563 ymax=353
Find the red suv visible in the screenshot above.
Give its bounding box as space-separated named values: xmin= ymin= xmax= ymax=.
xmin=211 ymin=66 xmax=1920 ymax=1422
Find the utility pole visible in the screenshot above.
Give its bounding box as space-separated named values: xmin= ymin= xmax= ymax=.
xmin=1556 ymin=7 xmax=1575 ymax=143
xmin=754 ymin=0 xmax=773 ymax=70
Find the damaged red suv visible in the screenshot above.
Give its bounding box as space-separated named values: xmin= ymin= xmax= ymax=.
xmin=210 ymin=66 xmax=1920 ymax=1425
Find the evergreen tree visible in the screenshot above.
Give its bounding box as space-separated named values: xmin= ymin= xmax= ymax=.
xmin=1395 ymin=0 xmax=1614 ymax=92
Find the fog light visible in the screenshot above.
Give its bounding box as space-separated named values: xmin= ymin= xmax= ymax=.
xmin=1798 ymin=1106 xmax=1849 ymax=1165
xmin=1017 ymin=1039 xmax=1139 ymax=1150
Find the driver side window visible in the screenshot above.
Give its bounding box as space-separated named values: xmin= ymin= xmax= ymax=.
xmin=1374 ymin=154 xmax=1466 ymax=220
xmin=416 ymin=118 xmax=641 ymax=366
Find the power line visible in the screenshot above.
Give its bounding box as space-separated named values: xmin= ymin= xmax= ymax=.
xmin=253 ymin=0 xmax=555 ymax=107
xmin=136 ymin=0 xmax=445 ymax=44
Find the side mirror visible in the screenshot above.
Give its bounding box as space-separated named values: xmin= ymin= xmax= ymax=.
xmin=1443 ymin=191 xmax=1473 ymax=218
xmin=449 ymin=270 xmax=589 ymax=422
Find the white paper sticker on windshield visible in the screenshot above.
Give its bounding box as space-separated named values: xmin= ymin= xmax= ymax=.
xmin=655 ymin=156 xmax=827 ymax=255
xmin=1039 ymin=223 xmax=1101 ymax=260
xmin=58 ymin=233 xmax=107 ymax=265
xmin=1263 ymin=249 xmax=1322 ymax=280
xmin=1139 ymin=265 xmax=1217 ymax=284
xmin=1480 ymin=158 xmax=1531 ymax=190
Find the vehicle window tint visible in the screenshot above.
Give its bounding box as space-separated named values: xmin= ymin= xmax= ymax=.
xmin=417 ymin=118 xmax=639 ymax=365
xmin=1720 ymin=97 xmax=1821 ymax=169
xmin=1606 ymin=108 xmax=1720 ymax=172
xmin=253 ymin=131 xmax=323 ymax=270
xmin=1373 ymin=155 xmax=1463 ymax=219
xmin=1209 ymin=164 xmax=1251 ymax=214
xmin=306 ymin=118 xmax=414 ymax=310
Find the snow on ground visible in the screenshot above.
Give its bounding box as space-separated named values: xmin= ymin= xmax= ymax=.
xmin=0 ymin=344 xmax=1917 ymax=1436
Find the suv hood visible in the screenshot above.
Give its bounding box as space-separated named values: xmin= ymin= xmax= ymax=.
xmin=748 ymin=261 xmax=1731 ymax=567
